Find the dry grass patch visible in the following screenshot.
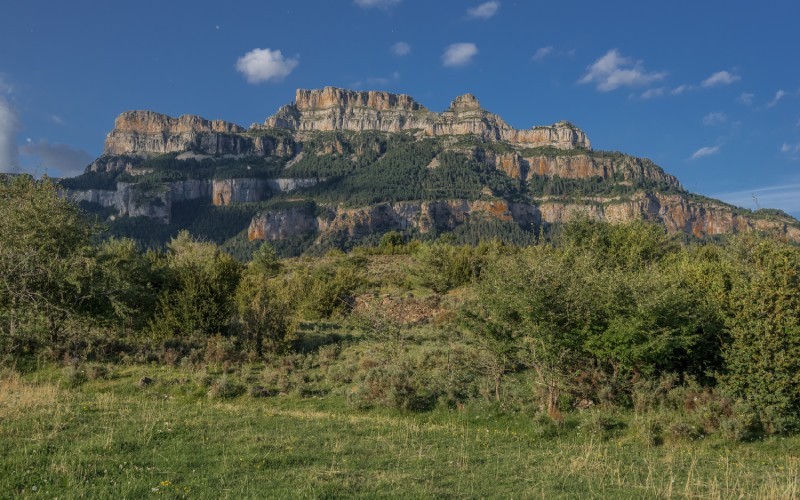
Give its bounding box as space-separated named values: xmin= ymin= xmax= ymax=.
xmin=0 ymin=372 xmax=62 ymax=419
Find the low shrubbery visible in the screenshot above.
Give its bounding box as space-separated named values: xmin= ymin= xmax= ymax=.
xmin=3 ymin=176 xmax=800 ymax=441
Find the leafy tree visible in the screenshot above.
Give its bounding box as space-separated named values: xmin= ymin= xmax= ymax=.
xmin=555 ymin=216 xmax=678 ymax=270
xmin=0 ymin=176 xmax=101 ymax=356
xmin=585 ymin=266 xmax=716 ymax=378
xmin=415 ymin=241 xmax=496 ymax=293
xmin=721 ymin=235 xmax=800 ymax=433
xmin=149 ymin=231 xmax=242 ymax=344
xmin=234 ymin=242 xmax=295 ymax=355
xmin=462 ymin=247 xmax=599 ymax=411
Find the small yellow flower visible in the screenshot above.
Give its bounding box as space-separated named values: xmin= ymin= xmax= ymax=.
xmin=160 ymin=480 xmax=171 ymax=487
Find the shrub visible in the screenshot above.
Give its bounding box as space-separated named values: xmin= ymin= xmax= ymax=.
xmin=62 ymin=365 xmax=88 ymax=388
xmin=721 ymin=236 xmax=800 ymax=434
xmin=207 ymin=375 xmax=245 ymax=399
xmin=414 ymin=241 xmax=493 ymax=293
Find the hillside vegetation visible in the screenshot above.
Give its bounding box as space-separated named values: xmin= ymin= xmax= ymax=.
xmin=2 ymin=175 xmax=800 ymax=497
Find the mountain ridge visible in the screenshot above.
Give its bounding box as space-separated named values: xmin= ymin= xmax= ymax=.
xmin=61 ymin=87 xmax=800 ymax=256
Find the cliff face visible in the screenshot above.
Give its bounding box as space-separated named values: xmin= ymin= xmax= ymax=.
xmin=94 ymin=111 xmax=295 ymax=170
xmin=247 ymin=194 xmax=800 ymax=244
xmin=67 ymin=86 xmax=799 ymax=248
xmin=263 ymin=87 xmax=590 ymax=149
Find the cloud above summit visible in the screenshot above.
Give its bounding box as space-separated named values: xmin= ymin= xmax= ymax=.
xmin=580 ymin=49 xmax=666 ymax=92
xmin=235 ymin=48 xmax=299 ymax=84
xmin=467 ymin=1 xmax=500 ymax=19
xmin=442 ymin=43 xmax=478 ymax=67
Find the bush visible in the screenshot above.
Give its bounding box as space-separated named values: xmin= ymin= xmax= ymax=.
xmin=62 ymin=365 xmax=88 ymax=388
xmin=149 ymin=231 xmax=242 ymax=345
xmin=415 ymin=241 xmax=496 ymax=293
xmin=207 ymin=375 xmax=245 ymax=399
xmin=721 ymin=236 xmax=800 ymax=434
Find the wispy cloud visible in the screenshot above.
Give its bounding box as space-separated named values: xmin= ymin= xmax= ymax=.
xmin=442 ymin=43 xmax=478 ymax=67
xmin=703 ymin=112 xmax=727 ymax=126
xmin=390 ymin=41 xmax=410 ymax=56
xmin=579 ymin=49 xmax=666 ymax=92
xmin=690 ymin=145 xmax=720 ymax=159
xmin=0 ymin=75 xmax=13 ymax=96
xmin=781 ymin=142 xmax=800 ymax=158
xmin=532 ymin=46 xmax=554 ymax=61
xmin=235 ymin=48 xmax=299 ymax=84
xmin=670 ymin=85 xmax=692 ymax=95
xmin=354 ymin=0 xmax=401 ymax=8
xmin=701 ymin=70 xmax=740 ymax=88
xmin=50 ymin=115 xmax=64 ymax=125
xmin=766 ymin=89 xmax=788 ymax=108
xmin=639 ymin=87 xmax=666 ymax=99
xmin=737 ymin=92 xmax=754 ymax=106
xmin=0 ymin=97 xmax=20 ymax=172
xmin=20 ymin=139 xmax=93 ymax=178
xmin=713 ymin=182 xmax=800 ymax=215
xmin=351 ymin=71 xmax=400 ymax=89
xmin=467 ymin=1 xmax=499 ymax=19
xmin=532 ymin=46 xmax=574 ymax=62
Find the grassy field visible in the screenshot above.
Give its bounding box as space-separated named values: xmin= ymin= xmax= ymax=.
xmin=1 ymin=365 xmax=799 ymax=499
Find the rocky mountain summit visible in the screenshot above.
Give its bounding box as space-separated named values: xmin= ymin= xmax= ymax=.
xmin=63 ymin=87 xmax=800 ymax=256
xmin=263 ymin=87 xmax=590 ymax=148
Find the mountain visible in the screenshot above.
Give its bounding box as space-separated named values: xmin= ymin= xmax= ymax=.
xmin=62 ymin=86 xmax=800 ymax=257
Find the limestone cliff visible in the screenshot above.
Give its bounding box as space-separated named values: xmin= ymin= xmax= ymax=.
xmin=247 ymin=194 xmax=800 ymax=244
xmin=263 ymin=87 xmax=590 ymax=149
xmin=93 ymin=111 xmax=295 ymax=171
xmin=66 ymin=86 xmax=799 ymax=248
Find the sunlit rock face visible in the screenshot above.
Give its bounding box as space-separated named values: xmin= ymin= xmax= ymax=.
xmin=264 ymin=87 xmax=591 ymax=149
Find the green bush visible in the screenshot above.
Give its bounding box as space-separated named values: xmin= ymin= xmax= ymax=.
xmin=721 ymin=235 xmax=800 ymax=434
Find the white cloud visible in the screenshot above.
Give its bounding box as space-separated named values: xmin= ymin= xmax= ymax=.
xmin=671 ymin=85 xmax=692 ymax=95
xmin=766 ymin=90 xmax=788 ymax=108
xmin=390 ymin=41 xmax=410 ymax=56
xmin=640 ymin=87 xmax=666 ymax=99
xmin=703 ymin=112 xmax=727 ymax=126
xmin=737 ymin=92 xmax=754 ymax=106
xmin=532 ymin=46 xmax=554 ymax=61
xmin=354 ymin=0 xmax=401 ymax=8
xmin=442 ymin=43 xmax=478 ymax=67
xmin=579 ymin=49 xmax=666 ymax=92
xmin=20 ymin=139 xmax=93 ymax=178
xmin=467 ymin=1 xmax=500 ymax=19
xmin=690 ymin=145 xmax=720 ymax=160
xmin=701 ymin=70 xmax=740 ymax=88
xmin=235 ymin=48 xmax=299 ymax=84
xmin=51 ymin=115 xmax=64 ymax=125
xmin=0 ymin=98 xmax=20 ymax=172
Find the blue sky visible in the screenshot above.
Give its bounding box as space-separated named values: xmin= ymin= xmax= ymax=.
xmin=1 ymin=0 xmax=798 ymax=215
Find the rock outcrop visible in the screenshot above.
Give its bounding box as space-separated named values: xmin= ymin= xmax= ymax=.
xmin=524 ymin=153 xmax=681 ymax=187
xmin=247 ymin=194 xmax=800 ymax=244
xmin=212 ymin=178 xmax=268 ymax=205
xmin=264 ymin=87 xmax=590 ymax=149
xmin=67 ymin=86 xmax=799 ymax=247
xmin=92 ymin=111 xmax=295 ymax=169
xmin=248 ymin=207 xmax=319 ymax=241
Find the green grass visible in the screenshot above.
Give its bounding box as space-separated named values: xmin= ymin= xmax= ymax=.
xmin=2 ymin=366 xmax=799 ymax=498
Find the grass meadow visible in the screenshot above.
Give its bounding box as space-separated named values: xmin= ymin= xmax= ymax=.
xmin=1 ymin=365 xmax=799 ymax=499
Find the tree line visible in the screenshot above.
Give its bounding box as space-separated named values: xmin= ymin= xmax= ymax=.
xmin=2 ymin=175 xmax=800 ymax=438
